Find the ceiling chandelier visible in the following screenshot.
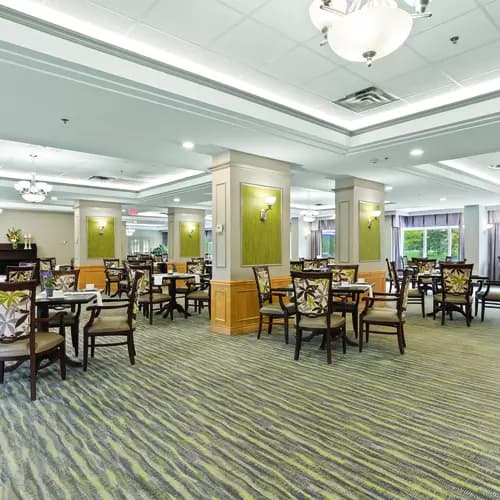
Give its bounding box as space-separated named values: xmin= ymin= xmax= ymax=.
xmin=14 ymin=174 xmax=52 ymax=203
xmin=301 ymin=210 xmax=320 ymax=223
xmin=309 ymin=0 xmax=432 ymax=66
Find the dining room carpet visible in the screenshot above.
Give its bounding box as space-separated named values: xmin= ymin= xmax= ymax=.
xmin=1 ymin=302 xmax=499 ymax=499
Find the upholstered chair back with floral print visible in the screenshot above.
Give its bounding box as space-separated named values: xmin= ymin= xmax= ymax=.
xmin=128 ymin=270 xmax=144 ymax=320
xmin=303 ymin=259 xmax=316 ymax=269
xmin=39 ymin=259 xmax=53 ymax=271
xmin=103 ymin=258 xmax=120 ymax=269
xmin=330 ymin=265 xmax=358 ymax=284
xmin=327 ymin=258 xmax=336 ymax=266
xmin=52 ymin=270 xmax=80 ymax=292
xmin=416 ymin=260 xmax=436 ymax=274
xmin=398 ymin=270 xmax=412 ymax=314
xmin=252 ymin=266 xmax=271 ymax=305
xmin=187 ymin=261 xmax=204 ymax=275
xmin=387 ymin=260 xmax=400 ymax=293
xmin=441 ymin=264 xmax=473 ymax=297
xmin=292 ymin=272 xmax=332 ymax=317
xmin=0 ymin=281 xmax=35 ymax=343
xmin=6 ymin=266 xmax=35 ymax=283
xmin=290 ymin=261 xmax=304 ymax=273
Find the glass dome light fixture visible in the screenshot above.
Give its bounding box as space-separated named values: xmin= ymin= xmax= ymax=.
xmin=310 ymin=0 xmax=430 ymax=66
xmin=301 ymin=210 xmax=320 ymax=223
xmin=14 ymin=174 xmax=52 ymax=203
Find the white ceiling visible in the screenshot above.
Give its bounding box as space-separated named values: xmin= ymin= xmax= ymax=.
xmin=0 ymin=0 xmax=499 ymax=219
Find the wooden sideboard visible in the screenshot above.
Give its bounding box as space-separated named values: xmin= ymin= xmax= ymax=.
xmin=0 ymin=243 xmax=37 ymax=274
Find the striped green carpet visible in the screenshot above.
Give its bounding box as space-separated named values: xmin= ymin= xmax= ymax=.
xmin=1 ymin=302 xmax=499 ymax=499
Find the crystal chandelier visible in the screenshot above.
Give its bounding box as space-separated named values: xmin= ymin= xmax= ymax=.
xmin=14 ymin=174 xmax=52 ymax=203
xmin=309 ymin=0 xmax=431 ymax=66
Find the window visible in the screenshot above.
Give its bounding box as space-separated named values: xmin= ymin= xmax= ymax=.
xmin=321 ymin=230 xmax=335 ymax=257
xmin=402 ymin=226 xmax=459 ymax=260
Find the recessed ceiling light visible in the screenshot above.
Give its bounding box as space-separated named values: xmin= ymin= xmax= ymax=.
xmin=122 ymin=209 xmax=126 ymax=213
xmin=51 ymin=196 xmax=58 ymax=201
xmin=410 ymin=148 xmax=424 ymax=157
xmin=182 ymin=141 xmax=195 ymax=150
xmin=385 ymin=185 xmax=393 ymax=192
xmin=440 ymin=197 xmax=447 ymax=202
xmin=173 ymin=197 xmax=180 ymax=203
xmin=29 ymin=154 xmax=38 ymax=158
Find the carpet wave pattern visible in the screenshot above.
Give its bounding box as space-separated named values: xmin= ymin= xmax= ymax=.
xmin=1 ymin=303 xmax=499 ymax=499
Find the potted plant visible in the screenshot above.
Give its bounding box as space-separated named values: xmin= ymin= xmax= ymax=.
xmin=43 ymin=275 xmax=56 ymax=297
xmin=6 ymin=227 xmax=23 ymax=250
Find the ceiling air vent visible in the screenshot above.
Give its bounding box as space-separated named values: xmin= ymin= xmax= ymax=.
xmin=88 ymin=175 xmax=115 ymax=181
xmin=334 ymin=86 xmax=399 ymax=113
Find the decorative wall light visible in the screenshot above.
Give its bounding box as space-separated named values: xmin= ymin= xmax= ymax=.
xmin=260 ymin=196 xmax=277 ymax=222
xmin=14 ymin=174 xmax=52 ymax=203
xmin=367 ymin=209 xmax=382 ymax=229
xmin=187 ymin=223 xmax=196 ymax=238
xmin=126 ymin=228 xmax=135 ymax=236
xmin=97 ymin=220 xmax=106 ymax=235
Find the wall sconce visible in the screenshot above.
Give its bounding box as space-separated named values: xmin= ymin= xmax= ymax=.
xmin=98 ymin=220 xmax=106 ymax=235
xmin=260 ymin=196 xmax=276 ymax=222
xmin=187 ymin=224 xmax=196 ymax=238
xmin=367 ymin=209 xmax=382 ymax=230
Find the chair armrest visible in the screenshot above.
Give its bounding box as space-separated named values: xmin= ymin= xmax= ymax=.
xmin=362 ymin=296 xmax=398 ymax=302
xmin=35 ymin=312 xmax=64 ymax=335
xmin=86 ymin=303 xmax=129 ymax=312
xmin=372 ymin=292 xmax=398 ymax=297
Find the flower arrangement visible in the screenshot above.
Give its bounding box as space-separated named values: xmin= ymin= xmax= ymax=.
xmin=6 ymin=227 xmax=23 ymax=249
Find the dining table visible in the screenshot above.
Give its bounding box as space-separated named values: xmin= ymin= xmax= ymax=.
xmin=153 ymin=272 xmax=200 ymax=318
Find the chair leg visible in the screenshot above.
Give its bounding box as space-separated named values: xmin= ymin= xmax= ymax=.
xmin=30 ymin=356 xmax=37 ymax=401
xmin=481 ymin=300 xmax=486 ymax=322
xmin=401 ymin=324 xmax=407 ymax=348
xmin=127 ymin=334 xmax=135 ymax=365
xmin=83 ymin=332 xmax=89 ymax=371
xmin=267 ymin=316 xmax=273 ymax=335
xmin=359 ymin=322 xmax=364 ymax=352
xmin=294 ymin=328 xmax=302 ymax=361
xmin=149 ymin=303 xmax=153 ymax=325
xmin=325 ymin=329 xmax=332 ymax=365
xmin=474 ymin=298 xmax=479 ymax=317
xmin=342 ymin=325 xmax=347 ymax=354
xmin=421 ymin=297 xmax=425 ymax=318
xmin=60 ymin=341 xmax=66 ymax=380
xmin=441 ymin=304 xmax=445 ymax=325
xmin=466 ymin=305 xmax=471 ymax=327
xmin=71 ymin=324 xmax=79 ymax=357
xmin=352 ymin=311 xmax=358 ymax=339
xmin=365 ymin=323 xmax=370 ymax=344
xmin=257 ymin=315 xmax=263 ymax=339
xmin=91 ymin=336 xmax=96 ymax=358
xmin=0 ymin=360 xmax=4 ymax=383
xmin=284 ymin=313 xmax=289 ymax=345
xmin=184 ymin=296 xmax=189 ymax=319
xmin=397 ymin=325 xmax=405 ymax=354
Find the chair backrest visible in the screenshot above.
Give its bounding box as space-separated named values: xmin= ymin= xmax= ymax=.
xmin=291 ymin=271 xmax=332 ymax=319
xmin=128 ymin=264 xmax=152 ymax=299
xmin=416 ymin=259 xmax=435 ymax=274
xmin=252 ymin=266 xmax=271 ymax=305
xmin=387 ymin=260 xmax=401 ymax=294
xmin=128 ymin=269 xmax=144 ymax=326
xmin=52 ymin=269 xmax=80 ymax=292
xmin=187 ymin=261 xmax=204 ymax=275
xmin=191 ymin=257 xmax=205 ymax=264
xmin=327 ymin=257 xmax=336 ymax=266
xmin=6 ymin=266 xmax=35 ymax=283
xmin=440 ymin=263 xmax=473 ymax=298
xmin=397 ymin=270 xmax=412 ymax=315
xmin=0 ymin=281 xmax=36 ymax=346
xmin=290 ymin=260 xmax=304 ymax=272
xmin=39 ymin=258 xmax=54 ymax=271
xmin=330 ymin=264 xmax=358 ymax=284
xmin=58 ymin=265 xmax=73 ymax=271
xmin=103 ymin=258 xmax=120 ymax=269
xmin=316 ymin=258 xmax=328 ymax=268
xmin=401 ymin=255 xmax=409 ymax=268
xmin=303 ymin=259 xmax=316 ymax=269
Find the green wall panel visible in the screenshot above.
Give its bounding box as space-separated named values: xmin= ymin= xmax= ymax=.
xmin=241 ymin=184 xmax=281 ymax=266
xmin=180 ymin=222 xmax=201 ymax=257
xmin=359 ymin=201 xmax=381 ymax=261
xmin=87 ymin=216 xmax=115 ymax=259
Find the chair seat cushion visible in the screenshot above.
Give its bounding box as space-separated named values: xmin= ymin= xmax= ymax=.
xmin=433 ymin=294 xmax=468 ymax=305
xmin=0 ymin=332 xmax=64 ymax=357
xmin=119 ymin=280 xmax=128 ymax=287
xmin=298 ymin=313 xmax=345 ymax=331
xmin=363 ymin=308 xmax=405 ymax=323
xmin=477 ymin=290 xmax=500 ymax=301
xmin=260 ymin=303 xmax=296 ymax=316
xmin=186 ymin=290 xmax=209 ymax=300
xmin=87 ymin=316 xmax=136 ymax=334
xmin=138 ymin=293 xmax=171 ymax=304
xmin=419 ymin=278 xmax=433 ymax=284
xmin=408 ymin=288 xmax=423 ymax=298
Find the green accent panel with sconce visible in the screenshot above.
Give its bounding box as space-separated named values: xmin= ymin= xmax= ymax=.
xmin=359 ymin=201 xmax=381 ymax=262
xmin=87 ymin=216 xmax=115 ymax=258
xmin=241 ymin=183 xmax=281 ymax=266
xmin=180 ymin=222 xmax=200 ymax=257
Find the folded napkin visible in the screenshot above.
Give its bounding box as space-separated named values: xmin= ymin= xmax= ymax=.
xmin=153 ymin=275 xmax=164 ymax=286
xmin=94 ymin=290 xmax=103 ymax=306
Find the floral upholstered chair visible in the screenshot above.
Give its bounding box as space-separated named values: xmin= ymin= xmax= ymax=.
xmin=47 ymin=269 xmax=81 ymax=356
xmin=475 ymin=279 xmax=500 ymax=321
xmin=133 ymin=265 xmax=171 ymax=325
xmin=359 ymin=270 xmax=412 ymax=354
xmin=252 ymin=266 xmax=296 ymax=344
xmin=185 ymin=262 xmax=210 ymax=319
xmin=290 ymin=260 xmax=304 ymax=273
xmin=6 ymin=266 xmax=35 ymax=283
xmin=433 ymin=264 xmax=473 ymax=326
xmin=330 ymin=264 xmax=360 ymax=337
xmin=292 ymin=271 xmax=346 ymax=364
xmin=0 ymin=281 xmax=66 ymax=400
xmin=416 ymin=259 xmax=436 ymax=294
xmin=387 ymin=260 xmax=425 ymax=317
xmin=83 ymin=269 xmax=143 ymax=371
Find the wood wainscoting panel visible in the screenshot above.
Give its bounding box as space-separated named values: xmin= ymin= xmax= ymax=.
xmin=359 ymin=269 xmax=386 ymax=307
xmin=210 ymin=276 xmax=291 ymax=336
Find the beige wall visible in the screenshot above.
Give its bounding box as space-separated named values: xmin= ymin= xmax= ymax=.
xmin=0 ymin=209 xmax=74 ymax=265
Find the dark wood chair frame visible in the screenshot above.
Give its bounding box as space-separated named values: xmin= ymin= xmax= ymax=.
xmin=5 ymin=265 xmax=36 ymax=282
xmin=475 ymin=280 xmax=500 ymax=321
xmin=387 ymin=259 xmax=425 ymax=317
xmin=330 ymin=264 xmax=360 ymax=338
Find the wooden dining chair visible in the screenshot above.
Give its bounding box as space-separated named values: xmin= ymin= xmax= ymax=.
xmin=6 ymin=265 xmax=36 ymax=282
xmin=388 ymin=260 xmax=425 ymax=317
xmin=359 ymin=270 xmax=412 ymax=355
xmin=330 ymin=264 xmax=360 ymax=337
xmin=103 ymin=258 xmax=123 ymax=296
xmin=252 ymin=266 xmax=296 ymax=344
xmin=290 ymin=260 xmax=304 ymax=272
xmin=475 ymin=280 xmax=500 ymax=321
xmin=291 ymin=271 xmax=346 ymax=364
xmin=0 ymin=280 xmax=66 ymax=401
xmin=184 ymin=262 xmax=210 ymax=318
xmin=82 ymin=270 xmax=143 ymax=371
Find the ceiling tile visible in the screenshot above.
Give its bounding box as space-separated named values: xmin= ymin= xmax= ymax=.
xmin=217 ymin=0 xmax=268 ymax=14
xmin=439 ymin=39 xmax=500 ymax=82
xmin=141 ymin=0 xmax=243 ymax=46
xmin=209 ymin=18 xmax=296 ymax=68
xmin=403 ymin=84 xmax=459 ymax=103
xmin=88 ymin=0 xmax=157 ymax=19
xmin=407 ymin=8 xmax=500 ymax=62
xmin=347 ymin=46 xmax=428 ymax=84
xmin=484 ymin=0 xmax=500 ymax=28
xmin=251 ymin=0 xmax=318 ymax=42
xmin=379 ymin=66 xmax=455 ymax=99
xmin=307 ymin=68 xmax=372 ymax=102
xmin=260 ymin=46 xmax=337 ymax=86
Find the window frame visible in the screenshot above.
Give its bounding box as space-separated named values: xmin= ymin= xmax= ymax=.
xmin=401 ymin=225 xmax=459 ymax=259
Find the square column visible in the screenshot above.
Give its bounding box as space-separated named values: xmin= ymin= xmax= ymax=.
xmin=464 ymin=205 xmax=488 ymax=275
xmin=210 ymin=150 xmax=292 ymax=335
